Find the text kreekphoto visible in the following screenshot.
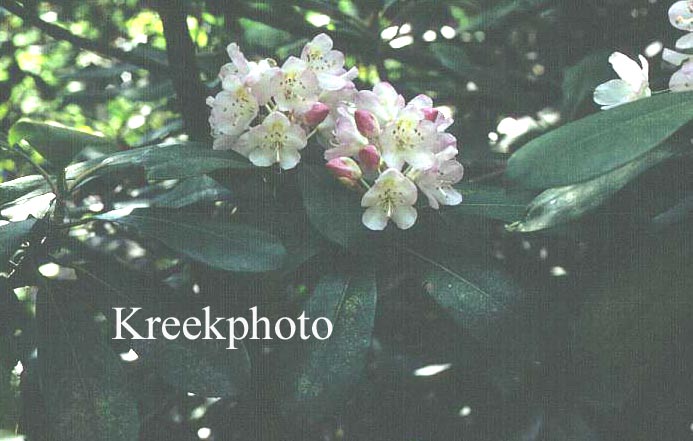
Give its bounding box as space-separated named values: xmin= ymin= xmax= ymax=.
xmin=112 ymin=306 xmax=333 ymax=350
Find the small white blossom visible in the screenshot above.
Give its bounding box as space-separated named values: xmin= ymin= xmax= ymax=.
xmin=301 ymin=33 xmax=358 ymax=91
xmin=361 ymin=168 xmax=418 ymax=230
xmin=272 ymin=57 xmax=320 ymax=114
xmin=669 ymin=0 xmax=693 ymax=32
xmin=219 ymin=43 xmax=279 ymax=105
xmin=593 ymin=52 xmax=651 ymax=110
xmin=413 ymin=147 xmax=464 ymax=209
xmin=379 ymin=107 xmax=438 ymax=170
xmin=207 ymin=77 xmax=259 ymax=150
xmin=355 ymin=82 xmax=405 ymax=125
xmin=238 ymin=112 xmax=307 ymax=170
xmin=324 ymin=109 xmax=369 ymax=160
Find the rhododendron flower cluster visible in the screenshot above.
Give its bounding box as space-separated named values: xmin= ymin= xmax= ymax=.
xmin=664 ymin=0 xmax=693 ymax=91
xmin=207 ymin=34 xmax=463 ymax=231
xmin=207 ymin=34 xmax=357 ymax=168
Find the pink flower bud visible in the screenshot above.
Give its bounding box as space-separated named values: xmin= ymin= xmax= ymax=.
xmin=337 ymin=176 xmax=361 ymax=191
xmin=354 ymin=109 xmax=380 ymax=138
xmin=326 ymin=157 xmax=363 ymax=180
xmin=422 ymin=107 xmax=439 ymax=122
xmin=358 ymin=145 xmax=381 ymax=172
xmin=303 ymin=102 xmax=330 ymax=126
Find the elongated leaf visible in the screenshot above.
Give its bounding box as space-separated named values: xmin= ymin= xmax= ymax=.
xmin=510 ymin=143 xmax=682 ymax=232
xmin=8 ymin=120 xmax=117 ymax=169
xmin=451 ymin=183 xmax=534 ymax=222
xmin=298 ymin=164 xmax=377 ymax=250
xmin=506 ymin=91 xmax=693 ymax=188
xmin=575 ymin=228 xmax=693 ymax=408
xmin=561 ymin=51 xmax=613 ymax=121
xmin=36 ymin=281 xmax=139 ymax=441
xmin=67 ymin=143 xmax=251 ymax=183
xmin=278 ymin=270 xmax=377 ymax=420
xmin=0 ymin=175 xmax=50 ymax=207
xmin=68 ymin=244 xmax=251 ymax=398
xmin=97 ymin=208 xmax=286 ymax=272
xmin=0 ymin=220 xmax=37 ymax=273
xmin=152 ymin=176 xmax=232 ymax=209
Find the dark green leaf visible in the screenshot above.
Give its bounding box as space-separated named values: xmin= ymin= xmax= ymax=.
xmin=8 ymin=120 xmax=118 ymax=169
xmin=36 ymin=281 xmax=139 ymax=440
xmin=0 ymin=175 xmax=50 ymax=207
xmin=298 ymin=164 xmax=376 ymax=250
xmin=451 ymin=182 xmax=535 ymax=223
xmin=278 ymin=270 xmax=377 ymax=420
xmin=561 ymin=51 xmax=613 ymax=121
xmin=69 ymin=245 xmax=251 ymax=398
xmin=506 ymin=91 xmax=693 ymax=189
xmin=509 ymin=143 xmax=682 ymax=232
xmin=575 ymin=228 xmax=693 ymax=408
xmin=97 ymin=208 xmax=286 ymax=272
xmin=0 ymin=220 xmax=37 ymax=274
xmin=152 ymin=176 xmax=231 ymax=209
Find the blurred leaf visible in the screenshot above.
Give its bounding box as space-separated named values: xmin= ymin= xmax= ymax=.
xmin=461 ymin=0 xmax=556 ymax=31
xmin=8 ymin=120 xmax=118 ymax=169
xmin=122 ymin=80 xmax=175 ymax=102
xmin=510 ymin=143 xmax=682 ymax=232
xmin=506 ymin=92 xmax=693 ymax=189
xmin=97 ymin=208 xmax=286 ymax=272
xmin=575 ymin=227 xmax=693 ymax=408
xmin=0 ymin=220 xmax=37 ymax=273
xmin=134 ymin=119 xmax=184 ymax=147
xmin=451 ymin=182 xmax=534 ymax=223
xmin=152 ymin=175 xmax=231 ymax=209
xmin=652 ymin=193 xmax=693 ymax=230
xmin=0 ymin=175 xmax=49 ymax=207
xmin=278 ymin=269 xmax=377 ymax=420
xmin=298 ymin=164 xmax=377 ymax=251
xmin=68 ymin=245 xmax=251 ymax=398
xmin=561 ymin=51 xmax=612 ymax=121
xmin=36 ymin=281 xmax=139 ymax=441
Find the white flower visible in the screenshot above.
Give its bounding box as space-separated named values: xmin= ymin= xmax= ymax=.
xmin=271 ymin=56 xmax=320 ymax=114
xmin=379 ymin=107 xmax=437 ymax=170
xmin=238 ymin=112 xmax=307 ymax=170
xmin=301 ymin=33 xmax=357 ymax=91
xmin=413 ymin=147 xmax=464 ymax=209
xmin=219 ymin=43 xmax=279 ymax=105
xmin=593 ymin=52 xmax=651 ymax=110
xmin=361 ymin=168 xmax=418 ymax=230
xmin=355 ymin=82 xmax=405 ymax=125
xmin=207 ymin=77 xmax=259 ymax=149
xmin=669 ymin=0 xmax=693 ymax=32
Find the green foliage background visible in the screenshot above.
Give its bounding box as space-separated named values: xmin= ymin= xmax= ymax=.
xmin=1 ymin=1 xmax=692 ymax=440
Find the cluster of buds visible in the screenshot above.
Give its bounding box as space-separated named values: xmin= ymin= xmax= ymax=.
xmin=664 ymin=0 xmax=693 ymax=91
xmin=324 ymin=83 xmax=463 ymax=231
xmin=207 ymin=34 xmax=357 ymax=169
xmin=207 ymin=34 xmax=463 ymax=231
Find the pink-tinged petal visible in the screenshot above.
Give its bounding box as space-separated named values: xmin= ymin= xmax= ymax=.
xmin=354 ymin=109 xmax=380 ymax=138
xmin=326 ymin=157 xmax=362 ymax=180
xmin=325 ymin=144 xmax=360 ymax=161
xmin=226 ymin=43 xmax=250 ymax=73
xmin=362 ymin=206 xmax=388 ymax=230
xmin=440 ymin=160 xmax=464 ymax=183
xmin=279 ymin=148 xmax=301 ymax=170
xmin=358 ymin=145 xmax=381 ymax=172
xmin=391 ymin=205 xmax=417 ymax=230
xmin=669 ymin=1 xmax=693 ymax=31
xmin=303 ymin=102 xmax=330 ymax=126
xmin=316 ymin=72 xmax=348 ymax=90
xmin=208 ymin=89 xmax=259 ymax=137
xmin=404 ymin=149 xmax=435 ymax=170
xmin=408 ymin=94 xmax=434 ymax=110
xmin=422 ymin=108 xmax=439 ymax=122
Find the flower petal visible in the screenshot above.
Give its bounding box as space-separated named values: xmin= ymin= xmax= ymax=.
xmin=279 ymin=148 xmax=301 ymax=170
xmin=677 ymin=32 xmax=693 ymax=50
xmin=362 ymin=206 xmax=389 ymax=230
xmin=669 ymin=0 xmax=693 ymax=31
xmin=593 ymin=79 xmax=632 ymax=109
xmin=609 ymin=52 xmax=647 ymax=91
xmin=391 ymin=205 xmax=417 ymax=230
xmin=670 ymin=62 xmax=693 ymax=92
xmin=248 ymin=147 xmax=276 ymax=167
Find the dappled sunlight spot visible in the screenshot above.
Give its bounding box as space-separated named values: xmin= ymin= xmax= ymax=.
xmin=551 ymin=266 xmax=568 ymax=277
xmin=38 ymin=263 xmax=77 ymax=280
xmin=423 ymin=30 xmax=437 ymax=42
xmin=12 ymin=360 xmax=24 ymax=376
xmin=440 ymin=26 xmax=457 ymax=39
xmin=389 ymin=36 xmax=414 ymax=49
xmin=458 ymin=406 xmax=472 ymax=417
xmin=413 ymin=363 xmax=452 ymax=377
xmin=399 ymin=23 xmax=412 ymax=35
xmin=190 ymin=405 xmax=207 ymax=420
xmin=306 ymin=12 xmax=331 ymax=28
xmin=197 ymin=427 xmax=212 ymax=440
xmin=119 ymin=349 xmax=139 ymax=362
xmin=380 ymin=26 xmax=398 ymax=40
xmin=645 ymin=40 xmax=663 ymax=57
